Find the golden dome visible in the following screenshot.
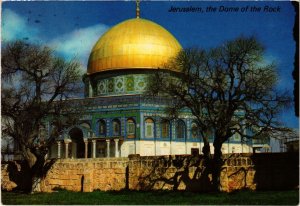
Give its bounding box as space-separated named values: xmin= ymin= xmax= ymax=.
xmin=87 ymin=18 xmax=182 ymax=74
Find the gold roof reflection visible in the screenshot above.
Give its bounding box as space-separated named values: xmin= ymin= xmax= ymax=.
xmin=87 ymin=18 xmax=182 ymax=74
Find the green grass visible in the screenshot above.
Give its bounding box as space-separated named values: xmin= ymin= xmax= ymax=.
xmin=2 ymin=190 xmax=299 ymax=205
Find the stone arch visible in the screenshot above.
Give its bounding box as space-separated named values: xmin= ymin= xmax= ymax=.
xmin=68 ymin=127 xmax=85 ymax=158
xmin=65 ymin=125 xmax=93 ymax=138
xmin=65 ymin=124 xmax=94 ymax=158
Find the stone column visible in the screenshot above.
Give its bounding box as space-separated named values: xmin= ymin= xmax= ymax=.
xmin=114 ymin=139 xmax=119 ymax=157
xmin=57 ymin=141 xmax=61 ymax=158
xmin=84 ymin=138 xmax=88 ymax=159
xmin=92 ymin=140 xmax=96 ymax=158
xmin=106 ymin=139 xmax=110 ymax=157
xmin=64 ymin=139 xmax=71 ymax=159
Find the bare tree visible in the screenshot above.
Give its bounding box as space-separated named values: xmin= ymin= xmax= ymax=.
xmin=147 ymin=36 xmax=291 ymax=191
xmin=1 ymin=41 xmax=83 ymax=192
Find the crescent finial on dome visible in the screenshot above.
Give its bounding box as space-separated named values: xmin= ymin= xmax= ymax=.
xmin=136 ymin=0 xmax=140 ymax=18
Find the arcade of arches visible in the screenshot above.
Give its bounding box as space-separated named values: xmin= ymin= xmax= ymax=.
xmin=56 ymin=127 xmax=121 ymax=159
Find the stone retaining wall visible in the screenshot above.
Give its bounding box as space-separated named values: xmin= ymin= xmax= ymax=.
xmin=1 ymin=153 xmax=298 ymax=192
xmin=41 ymin=158 xmax=128 ymax=192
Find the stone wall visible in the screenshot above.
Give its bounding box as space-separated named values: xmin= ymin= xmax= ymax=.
xmin=1 ymin=153 xmax=298 ymax=192
xmin=1 ymin=163 xmax=17 ymax=191
xmin=41 ymin=158 xmax=128 ymax=192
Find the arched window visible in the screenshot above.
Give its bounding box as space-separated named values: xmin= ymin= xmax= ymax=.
xmin=127 ymin=118 xmax=136 ymax=138
xmin=80 ymin=122 xmax=91 ymax=130
xmin=38 ymin=125 xmax=47 ymax=143
xmin=145 ymin=118 xmax=154 ymax=138
xmin=161 ymin=119 xmax=170 ymax=138
xmin=191 ymin=122 xmax=199 ymax=139
xmin=112 ymin=119 xmax=121 ymax=136
xmin=98 ymin=119 xmax=106 ymax=136
xmin=176 ymin=120 xmax=186 ymax=139
xmin=81 ymin=122 xmax=92 ymax=137
xmin=205 ymin=129 xmax=213 ymax=141
xmin=50 ymin=123 xmax=59 ymax=139
xmin=233 ymin=133 xmax=241 ymax=141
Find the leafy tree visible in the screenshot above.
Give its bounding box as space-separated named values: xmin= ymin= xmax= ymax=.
xmin=1 ymin=41 xmax=83 ymax=192
xmin=147 ymin=37 xmax=291 ymax=191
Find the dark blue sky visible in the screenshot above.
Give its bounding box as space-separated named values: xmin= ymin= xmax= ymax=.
xmin=2 ymin=1 xmax=298 ymax=128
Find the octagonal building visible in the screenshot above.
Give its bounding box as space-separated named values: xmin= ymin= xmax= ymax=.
xmin=48 ymin=11 xmax=253 ymax=159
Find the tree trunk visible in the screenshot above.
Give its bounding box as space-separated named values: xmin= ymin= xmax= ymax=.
xmin=212 ymin=141 xmax=223 ymax=192
xmin=30 ymin=150 xmax=48 ymax=193
xmin=200 ymin=137 xmax=215 ymax=191
xmin=20 ymin=145 xmax=47 ymax=193
xmin=31 ymin=176 xmax=42 ymax=193
xmin=202 ymin=137 xmax=211 ymax=159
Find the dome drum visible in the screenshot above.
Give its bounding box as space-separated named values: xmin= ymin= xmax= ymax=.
xmin=84 ymin=69 xmax=177 ymax=97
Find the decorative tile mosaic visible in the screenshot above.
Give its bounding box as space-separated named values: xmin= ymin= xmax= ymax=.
xmin=115 ymin=76 xmax=124 ymax=93
xmin=108 ymin=78 xmax=114 ymax=93
xmin=92 ymin=74 xmax=149 ymax=96
xmin=97 ymin=80 xmax=107 ymax=95
xmin=126 ymin=76 xmax=134 ymax=92
xmin=135 ymin=75 xmax=146 ymax=91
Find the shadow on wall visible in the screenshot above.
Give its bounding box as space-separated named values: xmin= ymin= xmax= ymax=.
xmin=251 ymin=152 xmax=299 ymax=190
xmin=2 ymin=153 xmax=298 ymax=193
xmin=134 ymin=155 xmax=213 ymax=192
xmin=6 ymin=161 xmax=31 ymax=192
xmin=130 ymin=153 xmax=299 ymax=192
xmin=223 ymin=153 xmax=257 ymax=192
xmin=4 ymin=158 xmax=57 ymax=193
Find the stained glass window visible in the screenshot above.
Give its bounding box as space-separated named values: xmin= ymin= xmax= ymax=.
xmin=176 ymin=120 xmax=186 ymax=139
xmin=112 ymin=119 xmax=121 ymax=136
xmin=99 ymin=120 xmax=106 ymax=136
xmin=161 ymin=119 xmax=170 ymax=138
xmin=233 ymin=133 xmax=241 ymax=141
xmin=127 ymin=118 xmax=135 ymax=138
xmin=191 ymin=122 xmax=199 ymax=139
xmin=145 ymin=118 xmax=154 ymax=138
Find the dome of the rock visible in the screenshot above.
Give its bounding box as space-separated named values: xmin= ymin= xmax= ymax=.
xmin=87 ymin=18 xmax=182 ymax=74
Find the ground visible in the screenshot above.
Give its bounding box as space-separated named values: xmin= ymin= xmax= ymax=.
xmin=1 ymin=190 xmax=299 ymax=205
